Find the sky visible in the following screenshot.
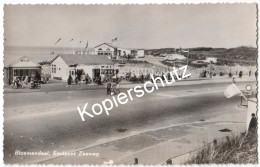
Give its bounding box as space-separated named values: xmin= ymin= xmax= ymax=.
xmin=4 ymin=4 xmax=257 ymax=49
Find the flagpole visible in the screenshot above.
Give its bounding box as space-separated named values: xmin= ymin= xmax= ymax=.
xmin=234 ymin=84 xmax=248 ymax=101
xmin=72 ymin=39 xmax=74 ymax=54
xmin=80 ymin=41 xmax=82 ymax=55
xmin=87 ymin=41 xmax=88 ymax=54
xmin=63 ymin=39 xmax=65 ymax=54
xmin=240 ymin=92 xmax=248 ymax=101
xmin=187 ymin=50 xmax=189 ymax=66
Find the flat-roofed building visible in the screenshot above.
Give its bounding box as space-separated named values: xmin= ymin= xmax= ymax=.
xmin=94 ymin=43 xmax=132 ymax=59
xmin=51 ymin=54 xmax=115 ymax=81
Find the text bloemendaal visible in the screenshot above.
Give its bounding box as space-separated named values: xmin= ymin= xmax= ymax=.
xmin=14 ymin=150 xmax=99 ymax=157
xmin=77 ymin=65 xmax=191 ymax=121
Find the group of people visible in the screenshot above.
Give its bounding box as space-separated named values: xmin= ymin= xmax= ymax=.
xmin=67 ymin=74 xmax=104 ymax=87
xmin=12 ymin=75 xmax=39 ymax=89
xmin=230 ymin=70 xmax=257 ymax=78
xmin=107 ymin=81 xmax=120 ymax=95
xmin=200 ymin=70 xmax=256 ymax=78
xmin=67 ymin=73 xmax=121 ymax=94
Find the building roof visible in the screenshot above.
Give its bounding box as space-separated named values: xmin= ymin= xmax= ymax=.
xmin=94 ymin=42 xmax=145 ymax=51
xmin=8 ymin=56 xmax=41 ymax=68
xmin=54 ymin=54 xmax=114 ymax=65
xmin=94 ymin=43 xmax=118 ymax=49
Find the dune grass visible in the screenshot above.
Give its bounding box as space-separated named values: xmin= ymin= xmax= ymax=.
xmin=186 ymin=132 xmax=258 ymax=164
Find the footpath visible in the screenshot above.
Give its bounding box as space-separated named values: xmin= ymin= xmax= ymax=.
xmin=4 ymin=76 xmax=256 ymax=94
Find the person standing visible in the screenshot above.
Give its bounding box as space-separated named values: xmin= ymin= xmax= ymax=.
xmin=110 ymin=82 xmax=115 ymax=95
xmin=75 ymin=76 xmax=79 ymax=85
xmin=229 ymin=72 xmax=232 ymax=78
xmin=116 ymin=82 xmax=120 ymax=94
xmin=98 ymin=76 xmax=102 ymax=85
xmin=107 ymin=81 xmax=111 ymax=95
xmin=80 ymin=74 xmax=84 ymax=83
xmin=248 ymin=113 xmax=257 ymax=134
xmin=239 ymin=71 xmax=243 ymax=78
xmin=85 ymin=74 xmax=89 ymax=84
xmin=24 ymin=75 xmax=29 ymax=84
xmin=232 ymin=77 xmax=236 ymax=84
xmin=67 ymin=75 xmax=72 ymax=88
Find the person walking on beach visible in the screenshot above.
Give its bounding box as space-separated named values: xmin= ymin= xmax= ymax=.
xmin=67 ymin=75 xmax=72 ymax=88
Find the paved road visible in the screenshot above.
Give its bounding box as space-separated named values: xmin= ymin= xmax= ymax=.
xmin=4 ymin=80 xmax=256 ymax=164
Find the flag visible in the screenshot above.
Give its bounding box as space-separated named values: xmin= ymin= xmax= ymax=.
xmin=112 ymin=37 xmax=118 ymax=42
xmin=85 ymin=41 xmax=88 ymax=49
xmin=55 ymin=38 xmax=61 ymax=44
xmin=224 ymin=83 xmax=242 ymax=98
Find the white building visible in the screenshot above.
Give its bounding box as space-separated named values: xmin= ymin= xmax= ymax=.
xmin=6 ymin=56 xmax=41 ymax=84
xmin=5 ymin=56 xmax=52 ymax=84
xmin=192 ymin=57 xmax=218 ymax=65
xmin=51 ymin=54 xmax=115 ymax=81
xmin=136 ymin=49 xmax=145 ymax=58
xmin=205 ymin=57 xmax=217 ymax=63
xmin=94 ymin=43 xmax=132 ymax=59
xmin=164 ymin=54 xmax=186 ymax=61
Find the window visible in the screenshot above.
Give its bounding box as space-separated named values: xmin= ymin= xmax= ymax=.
xmin=101 ymin=69 xmax=105 ymax=74
xmin=25 ymin=70 xmax=29 ymax=76
xmin=52 ymin=65 xmax=56 ymax=73
xmin=14 ymin=70 xmax=18 ymax=76
xmin=20 ymin=70 xmax=24 ymax=76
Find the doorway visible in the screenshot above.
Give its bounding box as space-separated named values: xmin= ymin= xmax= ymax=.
xmin=92 ymin=69 xmax=100 ymax=79
xmin=76 ymin=69 xmax=83 ymax=81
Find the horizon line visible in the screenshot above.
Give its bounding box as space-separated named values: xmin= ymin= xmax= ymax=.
xmin=4 ymin=45 xmax=256 ymax=50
